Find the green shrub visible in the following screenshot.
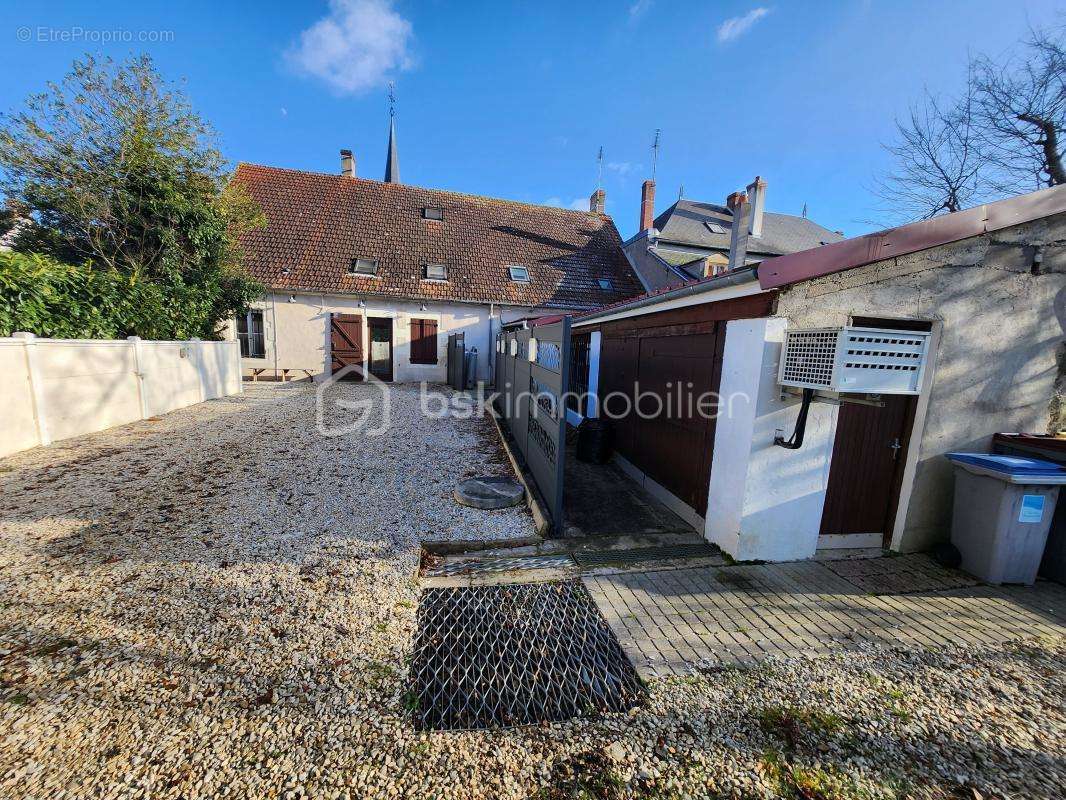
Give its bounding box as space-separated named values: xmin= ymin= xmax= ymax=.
xmin=0 ymin=249 xmax=256 ymax=340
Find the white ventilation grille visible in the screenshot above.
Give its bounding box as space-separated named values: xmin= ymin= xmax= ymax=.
xmin=779 ymin=326 xmax=931 ymax=394
xmin=779 ymin=329 xmax=839 ymax=388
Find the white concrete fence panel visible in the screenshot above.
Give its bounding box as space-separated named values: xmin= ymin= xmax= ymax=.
xmin=0 ymin=334 xmax=242 ymax=458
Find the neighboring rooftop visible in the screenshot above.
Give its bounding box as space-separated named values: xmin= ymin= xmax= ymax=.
xmin=652 ymin=199 xmax=844 ymax=257
xmin=758 ymin=184 xmax=1066 ymax=289
xmin=232 ymin=163 xmax=643 ymax=310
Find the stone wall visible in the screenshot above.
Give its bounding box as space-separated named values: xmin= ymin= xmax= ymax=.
xmin=775 ymin=212 xmax=1066 ymax=551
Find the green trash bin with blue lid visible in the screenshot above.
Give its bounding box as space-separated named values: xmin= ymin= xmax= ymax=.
xmin=946 ymin=453 xmax=1066 ymax=585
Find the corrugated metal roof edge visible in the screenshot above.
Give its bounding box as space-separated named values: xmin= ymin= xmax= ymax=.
xmin=572 ymin=267 xmax=760 ymax=324
xmin=758 ymin=185 xmax=1066 ymax=290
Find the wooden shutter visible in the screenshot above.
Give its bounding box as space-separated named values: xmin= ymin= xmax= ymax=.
xmin=410 ymin=319 xmax=438 ymax=365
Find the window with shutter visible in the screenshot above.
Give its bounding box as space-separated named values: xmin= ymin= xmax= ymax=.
xmin=410 ymin=318 xmax=438 ymax=365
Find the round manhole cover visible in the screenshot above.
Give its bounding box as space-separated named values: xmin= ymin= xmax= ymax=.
xmin=454 ymin=477 xmax=525 ymax=510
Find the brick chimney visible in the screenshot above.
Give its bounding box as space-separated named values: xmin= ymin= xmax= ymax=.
xmin=589 ymin=188 xmax=606 ymax=214
xmin=726 ymin=191 xmax=750 ymax=271
xmin=745 ymin=176 xmax=766 ymax=238
xmin=639 ymin=180 xmax=656 ymax=232
xmin=340 ymin=149 xmax=356 ymax=178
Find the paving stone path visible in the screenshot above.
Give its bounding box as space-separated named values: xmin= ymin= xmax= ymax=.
xmin=584 ymin=557 xmax=1066 ymax=677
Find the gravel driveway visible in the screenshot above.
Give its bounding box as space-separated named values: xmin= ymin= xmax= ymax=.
xmin=1 ymin=382 xmax=1064 ymax=799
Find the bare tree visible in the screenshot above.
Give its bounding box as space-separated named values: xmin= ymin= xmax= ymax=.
xmin=877 ymin=24 xmax=1065 ymax=222
xmin=875 ymin=84 xmax=985 ymax=221
xmin=973 ymin=26 xmax=1066 ymax=192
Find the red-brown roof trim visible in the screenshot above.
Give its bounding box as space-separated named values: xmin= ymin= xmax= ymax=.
xmin=757 ymin=185 xmax=1066 ymax=290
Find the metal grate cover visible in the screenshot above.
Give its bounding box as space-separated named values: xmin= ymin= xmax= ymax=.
xmin=408 ymin=581 xmax=644 ymax=730
xmin=573 ymin=543 xmax=720 ymax=567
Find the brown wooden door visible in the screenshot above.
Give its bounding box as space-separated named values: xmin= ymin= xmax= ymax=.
xmin=330 ymin=314 xmax=364 ymax=376
xmin=633 ymin=328 xmax=722 ymax=515
xmin=598 ymin=336 xmax=639 ymax=459
xmin=367 ymin=317 xmax=393 ymax=382
xmin=820 ymin=395 xmax=917 ymax=541
xmin=596 ymin=323 xmax=723 ymax=516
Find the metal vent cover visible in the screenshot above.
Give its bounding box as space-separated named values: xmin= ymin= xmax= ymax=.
xmin=778 ymin=326 xmax=930 ymax=394
xmin=408 ymin=581 xmax=644 ymax=730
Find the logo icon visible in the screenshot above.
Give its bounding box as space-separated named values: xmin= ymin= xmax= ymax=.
xmin=315 ymin=364 xmax=391 ymax=438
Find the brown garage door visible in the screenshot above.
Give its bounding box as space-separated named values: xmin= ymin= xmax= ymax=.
xmin=599 ymin=322 xmax=723 ymax=516
xmin=595 ymin=293 xmax=772 ymax=517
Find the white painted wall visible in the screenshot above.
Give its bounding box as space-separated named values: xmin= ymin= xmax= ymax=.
xmin=228 ymin=292 xmax=562 ymax=383
xmin=0 ymin=335 xmax=242 ymax=459
xmin=0 ymin=339 xmax=39 ymax=455
xmin=705 ymin=318 xmax=839 ymax=562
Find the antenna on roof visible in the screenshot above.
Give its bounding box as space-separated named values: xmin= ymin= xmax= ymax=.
xmin=387 ymin=81 xmax=396 ymax=117
xmin=596 ymin=146 xmax=604 ymax=190
xmin=678 ymin=183 xmax=684 ymax=200
xmin=802 ymin=202 xmax=808 ymax=218
xmin=651 ymin=129 xmax=661 ymax=181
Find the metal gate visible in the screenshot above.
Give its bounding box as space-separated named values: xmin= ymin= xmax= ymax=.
xmin=447 ymin=332 xmax=466 ymax=390
xmin=494 ymin=317 xmax=571 ymax=535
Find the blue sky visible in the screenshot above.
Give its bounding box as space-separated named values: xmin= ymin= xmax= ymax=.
xmin=0 ymin=1 xmax=1061 ymax=239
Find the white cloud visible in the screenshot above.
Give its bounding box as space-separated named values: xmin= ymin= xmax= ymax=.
xmin=716 ymin=7 xmax=770 ymax=43
xmin=286 ymin=0 xmax=414 ymax=95
xmin=544 ymin=197 xmax=589 ymax=211
xmin=607 ymin=161 xmax=641 ymax=177
xmin=629 ymin=0 xmax=653 ymax=19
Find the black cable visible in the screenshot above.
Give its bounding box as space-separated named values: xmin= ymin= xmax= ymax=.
xmin=774 ymin=388 xmax=815 ymax=450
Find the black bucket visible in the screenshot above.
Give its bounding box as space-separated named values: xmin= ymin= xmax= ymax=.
xmin=576 ymin=418 xmax=613 ymax=464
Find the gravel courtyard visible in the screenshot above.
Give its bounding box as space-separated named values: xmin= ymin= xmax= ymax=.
xmin=1 ymin=382 xmax=1064 ymax=800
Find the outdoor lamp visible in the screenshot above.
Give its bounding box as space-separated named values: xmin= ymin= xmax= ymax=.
xmin=528 ymin=337 xmax=538 ymax=363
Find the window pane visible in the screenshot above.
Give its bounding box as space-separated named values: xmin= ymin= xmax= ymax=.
xmin=239 ymin=310 xmax=265 ymax=358
xmin=349 ymin=258 xmax=378 ymax=275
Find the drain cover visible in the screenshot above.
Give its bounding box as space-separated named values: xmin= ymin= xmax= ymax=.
xmin=408 ymin=581 xmax=644 ymax=730
xmin=454 ymin=476 xmax=525 ymax=509
xmin=573 ymin=543 xmax=720 ymax=567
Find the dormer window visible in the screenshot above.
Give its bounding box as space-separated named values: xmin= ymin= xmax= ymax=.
xmin=349 ymin=257 xmax=378 ymax=276
xmin=597 ymin=278 xmax=613 ymax=290
xmin=423 ymin=263 xmax=448 ymax=281
xmin=508 ymin=265 xmax=530 ymax=282
xmin=422 ymin=206 xmax=444 ymax=221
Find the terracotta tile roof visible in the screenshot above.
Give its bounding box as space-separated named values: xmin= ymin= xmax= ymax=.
xmin=232 ymin=163 xmax=644 ymax=310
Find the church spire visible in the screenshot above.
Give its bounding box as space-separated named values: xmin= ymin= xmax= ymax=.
xmin=384 ymin=82 xmax=400 ymax=184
